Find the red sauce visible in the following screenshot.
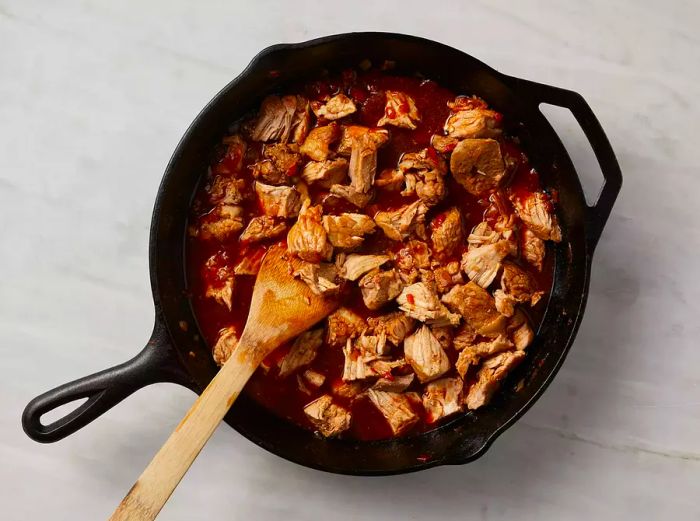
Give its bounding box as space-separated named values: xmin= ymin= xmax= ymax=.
xmin=186 ymin=68 xmax=555 ymax=440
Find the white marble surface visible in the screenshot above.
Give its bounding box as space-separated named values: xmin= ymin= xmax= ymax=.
xmin=1 ymin=0 xmax=698 ymax=519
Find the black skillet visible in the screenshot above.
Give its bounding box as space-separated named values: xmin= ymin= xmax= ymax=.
xmin=22 ymin=32 xmax=621 ymax=475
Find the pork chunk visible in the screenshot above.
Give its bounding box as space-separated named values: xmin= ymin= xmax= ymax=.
xmin=377 ymin=91 xmax=421 ymax=130
xmin=300 ymin=124 xmax=340 ymax=161
xmin=207 ymin=176 xmax=246 ymax=206
xmin=442 ymin=282 xmax=506 ymax=336
xmin=423 ymin=378 xmax=463 ymax=423
xmin=312 ymin=93 xmax=357 ymax=120
xmin=394 ymin=239 xmax=431 ymax=283
xmin=522 ymin=227 xmax=546 ymax=271
xmin=278 ymin=329 xmax=324 ymax=378
xmin=356 ymin=331 xmax=391 ymax=361
xmin=366 ymin=389 xmax=420 ymax=435
xmin=433 ymin=261 xmax=464 ymax=294
xmin=358 ymin=268 xmax=404 ymax=310
xmin=397 ymin=282 xmax=461 ymax=326
xmin=375 ymin=168 xmax=405 ymax=191
xmin=326 ymin=307 xmax=366 ymax=348
xmin=216 ymin=134 xmax=247 ymax=175
xmin=403 ymin=325 xmax=451 ymax=383
xmin=251 ymin=143 xmax=302 ymax=185
xmin=372 ymin=373 xmax=415 ymax=392
xmin=431 ymin=207 xmax=464 ymax=257
xmin=199 ymin=204 xmax=245 ymax=241
xmin=468 ymin=221 xmax=500 ymax=247
xmin=501 ymin=262 xmax=544 ymax=306
xmin=329 ymin=184 xmax=374 ymax=209
xmin=212 ymin=326 xmax=239 ymax=366
xmin=431 ymin=325 xmax=454 ymax=350
xmin=339 ymin=254 xmax=390 ymax=281
xmin=431 ymin=134 xmax=460 ymax=154
xmin=239 ymin=216 xmax=287 ymax=243
xmin=455 ymin=335 xmax=514 ymax=379
xmin=293 ymin=261 xmax=340 ymax=296
xmin=342 ymin=338 xmax=379 ymax=381
xmin=323 ymin=213 xmax=376 ymax=250
xmin=444 ymin=105 xmax=502 ymax=139
xmin=465 ymin=350 xmax=526 ymax=409
xmin=255 ymin=182 xmax=302 ymax=218
xmin=450 ymin=138 xmax=506 ymax=196
xmin=303 ymin=395 xmax=351 ymax=437
xmin=287 ymin=201 xmax=333 ymax=262
xmin=203 ymin=252 xmax=235 ymax=310
xmin=461 ymin=239 xmax=512 ymax=288
xmin=511 ymin=192 xmax=562 ymax=242
xmin=337 ymin=125 xmax=389 ymax=156
xmin=507 ymin=310 xmax=535 ymax=350
xmin=367 ymin=312 xmax=416 ymax=346
xmin=374 ymin=200 xmax=429 ymax=241
xmin=250 ymin=95 xmax=297 ymax=142
xmin=453 ymin=322 xmax=478 ymax=351
xmin=290 ymin=96 xmax=311 ymax=144
xmin=348 ymin=133 xmax=380 ymax=193
xmin=301 ymin=158 xmax=349 ymax=188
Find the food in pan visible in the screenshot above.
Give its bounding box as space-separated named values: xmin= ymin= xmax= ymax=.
xmin=187 ymin=64 xmax=560 ymax=440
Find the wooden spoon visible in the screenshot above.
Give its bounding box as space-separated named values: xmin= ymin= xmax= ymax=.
xmin=110 ymin=244 xmax=339 ymax=520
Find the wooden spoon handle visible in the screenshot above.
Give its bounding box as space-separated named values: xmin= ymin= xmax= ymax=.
xmin=109 ymin=349 xmax=259 ymax=521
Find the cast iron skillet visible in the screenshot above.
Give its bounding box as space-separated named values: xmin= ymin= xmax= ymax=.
xmin=22 ymin=32 xmax=621 ymax=475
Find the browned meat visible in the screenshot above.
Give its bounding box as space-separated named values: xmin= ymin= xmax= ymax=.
xmin=239 ymin=216 xmax=287 ymax=243
xmin=339 ymin=254 xmax=390 ymax=281
xmin=522 ymin=227 xmax=546 ymax=271
xmin=356 ymin=331 xmax=391 ymax=360
xmin=322 ymin=213 xmax=376 ymax=250
xmin=368 ymin=311 xmax=416 ymax=345
xmin=349 ymin=133 xmax=379 ymax=194
xmin=442 ymin=282 xmax=506 ymax=336
xmin=342 ymin=338 xmax=379 ymax=381
xmin=493 ymin=290 xmax=516 ymax=317
xmin=366 ymin=389 xmax=420 ymax=435
xmin=312 ymin=93 xmax=357 ymax=120
xmin=370 ymin=358 xmax=409 ymax=375
xmin=300 ymin=124 xmax=340 ymax=161
xmin=250 ymin=95 xmax=297 ymax=142
xmin=465 ymin=350 xmax=526 ymax=409
xmin=328 ymin=184 xmax=374 ymax=209
xmin=374 ymin=200 xmax=429 ymax=241
xmin=207 ymin=176 xmax=246 ymax=206
xmin=290 ymin=96 xmax=311 ymax=144
xmin=301 ymin=158 xmax=348 ymax=188
xmin=375 ymin=168 xmax=405 ymax=191
xmin=331 ymin=379 xmax=367 ymax=400
xmin=377 ymin=91 xmax=421 ymax=129
xmin=500 ymin=262 xmax=544 ymax=306
xmin=203 ymin=253 xmax=235 ymax=310
xmin=372 ymin=373 xmax=415 ymax=392
xmin=326 ymin=307 xmax=365 ymax=348
xmin=403 ymin=325 xmax=451 ymax=383
xmin=255 ymin=182 xmax=302 ymax=218
xmin=250 ymin=143 xmax=302 ymax=185
xmin=287 ymin=201 xmax=333 ymax=262
xmin=358 ymin=268 xmax=404 ymax=310
xmin=205 ymin=276 xmax=234 ymax=310
xmin=302 ymin=369 xmax=326 ymax=389
xmin=212 ymin=326 xmax=239 ymax=366
xmin=278 ymin=329 xmax=324 ymax=378
xmin=455 ymin=335 xmax=514 ymax=378
xmin=293 ymin=261 xmax=340 ymax=296
xmin=398 ymin=282 xmax=461 ymax=326
xmin=450 ymin=138 xmax=506 ymax=195
xmin=394 ymin=239 xmax=431 ymax=284
xmin=461 ymin=239 xmax=512 ymax=288
xmin=468 ymin=221 xmax=500 ymax=247
xmin=219 ymin=134 xmax=247 ymax=174
xmin=453 ymin=322 xmax=478 ymax=350
xmin=303 ymin=395 xmax=351 ymax=437
xmin=433 ymin=261 xmax=464 ymax=294
xmin=397 ymin=148 xmax=447 ymax=206
xmin=431 ymin=325 xmax=454 ymax=350
xmin=422 ymin=377 xmax=463 ymax=423
xmin=431 ymin=207 xmax=464 ymax=257
xmin=337 ymin=125 xmax=390 ymax=156
xmin=444 ymin=105 xmax=502 ymax=139
xmin=507 ymin=310 xmax=535 ymax=350
xmin=199 ymin=204 xmax=245 ymax=241
xmin=431 ymin=134 xmax=459 ymax=154
xmin=511 ymin=192 xmax=562 ymax=242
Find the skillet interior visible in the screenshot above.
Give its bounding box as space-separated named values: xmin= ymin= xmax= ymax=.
xmin=151 ymin=33 xmax=592 ymax=474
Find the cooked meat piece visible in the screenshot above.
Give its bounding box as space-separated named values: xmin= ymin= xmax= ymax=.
xmin=278 ymin=329 xmax=324 ymax=378
xmin=511 ymin=192 xmax=562 ymax=242
xmin=522 ymin=227 xmax=546 ymax=271
xmin=465 ymin=350 xmax=526 ymax=410
xmin=287 ymin=201 xmax=333 ymax=262
xmin=348 ymin=133 xmax=380 ymax=194
xmin=444 ymin=107 xmax=502 ymax=139
xmin=375 ymin=168 xmax=405 ymax=191
xmin=377 ymin=91 xmax=421 ymax=129
xmin=433 ymin=261 xmax=464 ymax=294
xmin=303 ymin=395 xmax=351 ymax=437
xmin=431 ymin=207 xmax=463 ymax=257
xmin=403 ymin=325 xmax=451 ymax=383
xmin=312 ymin=93 xmax=357 ymax=120
xmin=337 ymin=125 xmax=390 ymax=156
xmin=290 ymin=96 xmax=311 ymax=144
xmin=431 ymin=134 xmax=460 ymax=154
xmin=397 ymin=148 xmax=447 ymax=206
xmin=239 ymin=216 xmax=287 ymax=243
xmin=501 ymin=262 xmax=544 ymax=306
xmin=323 ymin=213 xmax=376 ymax=250
xmin=203 ymin=253 xmax=236 ymax=310
xmin=374 ymin=200 xmax=429 ymax=241
xmin=366 ymin=389 xmax=420 ymax=435
xmin=455 ymin=335 xmax=514 ymax=378
xmin=493 ymin=289 xmax=516 ymax=317
xmin=414 ymin=169 xmax=446 ymax=206
xmin=442 ymin=282 xmax=506 ymax=336
xmin=468 ymin=221 xmax=500 ymax=247
xmin=358 ymin=268 xmax=404 ymax=310
xmin=419 ymin=268 xmax=437 ymax=294
xmin=507 ymin=310 xmax=535 ymax=350
xmin=372 ymin=373 xmax=415 ymax=392
xmin=250 ymin=160 xmax=288 ymax=186
xmin=212 ymin=326 xmax=239 ymax=366
xmin=461 ymin=240 xmax=512 ymax=288
xmin=370 ymin=357 xmax=409 ymax=375
xmin=450 ymin=138 xmax=506 ymax=196
xmin=250 ymin=95 xmax=297 ymax=142
xmin=255 ymin=182 xmax=302 ymax=218
xmin=332 ymin=379 xmax=368 ymax=400
xmin=199 ymin=204 xmax=245 ymax=241
xmin=217 ymin=134 xmax=247 ymax=174
xmin=326 ymin=307 xmax=365 ymax=348
xmin=423 ymin=377 xmax=463 ymax=424
xmin=302 ymin=369 xmax=326 ymax=389
xmin=356 ymin=331 xmax=391 ymax=361
xmin=367 ymin=312 xmax=416 ymax=346
xmin=339 ymin=254 xmax=390 ymax=281
xmin=251 ymin=143 xmax=302 ymax=185
xmin=293 ymin=261 xmax=340 ymax=296
xmin=398 ymin=282 xmax=461 ymax=326
xmin=300 ymin=124 xmax=340 ymax=161
xmin=328 ymin=184 xmax=374 ymax=209
xmin=431 ymin=325 xmax=454 ymax=350
xmin=205 ymin=276 xmax=234 ymax=310
xmin=394 ymin=239 xmax=431 ymax=283
xmin=453 ymin=322 xmax=478 ymax=350
xmin=207 ymin=176 xmax=246 ymax=206
xmin=301 ymin=158 xmax=348 ymax=188
xmin=399 ymin=147 xmax=447 ymax=175
xmin=233 ymin=247 xmax=265 ymax=276
xmin=342 ymin=338 xmax=379 ymax=381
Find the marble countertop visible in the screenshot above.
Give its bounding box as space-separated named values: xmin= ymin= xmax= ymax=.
xmin=1 ymin=1 xmax=698 ymax=519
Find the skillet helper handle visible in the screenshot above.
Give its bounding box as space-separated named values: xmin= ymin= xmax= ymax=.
xmin=511 ymin=77 xmax=622 ymax=250
xmin=22 ymin=320 xmax=189 ymax=443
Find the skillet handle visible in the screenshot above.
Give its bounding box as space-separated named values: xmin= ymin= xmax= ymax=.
xmin=22 ymin=319 xmax=193 ymax=443
xmin=510 ymin=77 xmax=622 ymax=250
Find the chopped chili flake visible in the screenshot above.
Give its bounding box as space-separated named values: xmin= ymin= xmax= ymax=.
xmin=406 ymin=294 xmax=415 ymax=305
